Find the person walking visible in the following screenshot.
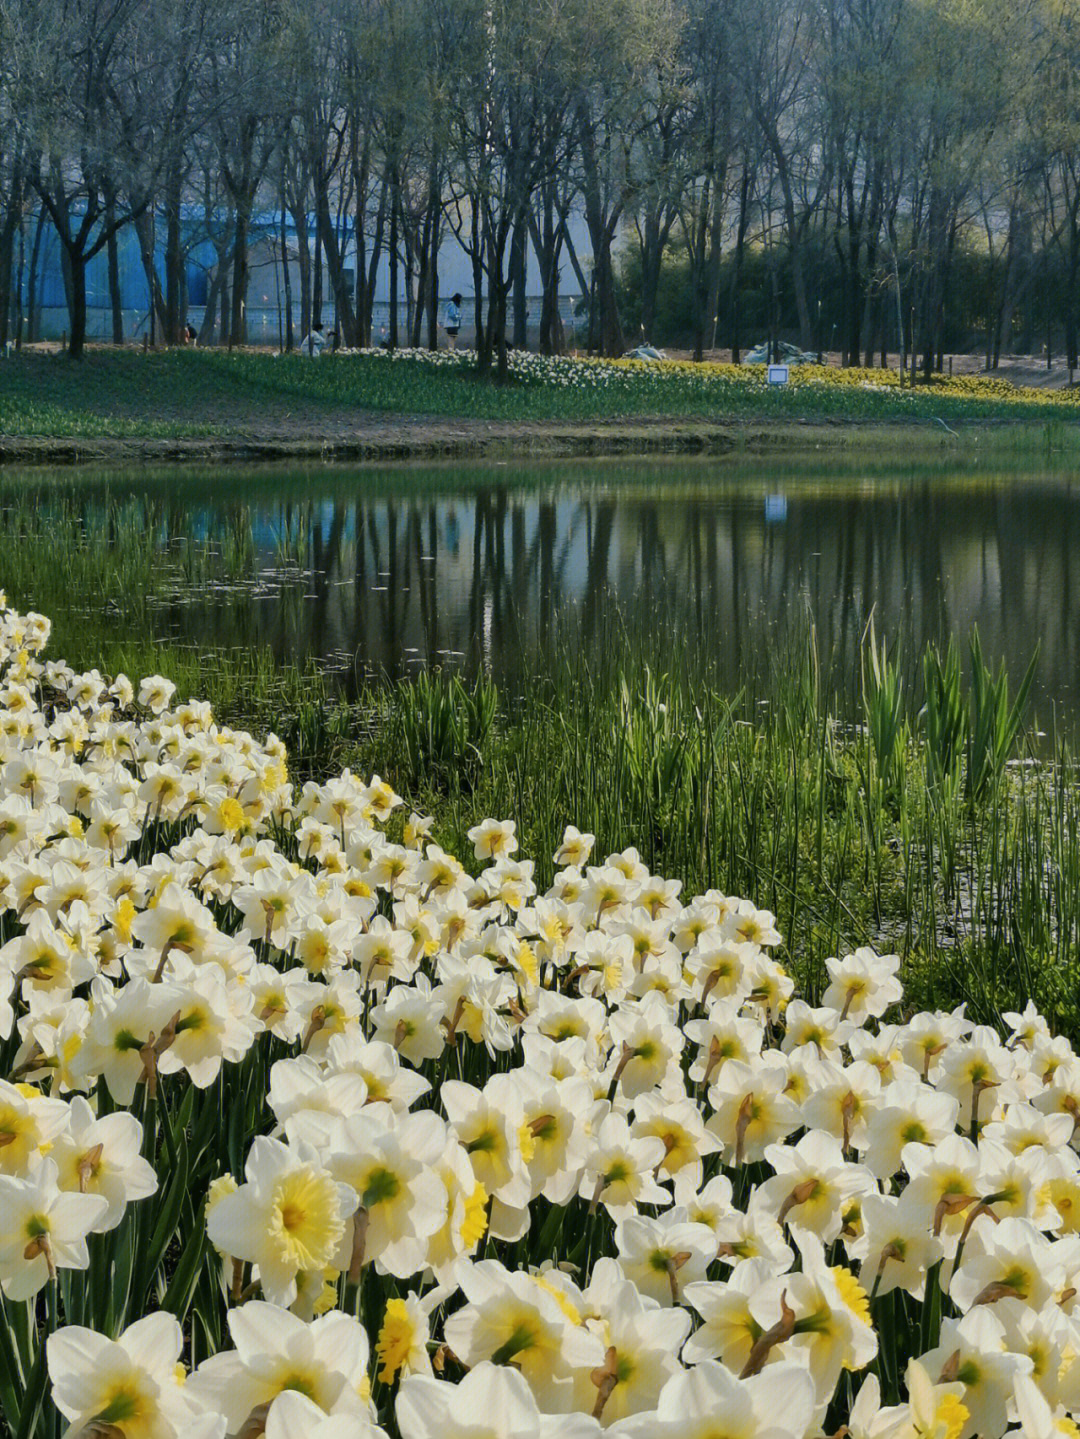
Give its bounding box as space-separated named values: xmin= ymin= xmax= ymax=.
xmin=443 ymin=293 xmax=462 ymax=349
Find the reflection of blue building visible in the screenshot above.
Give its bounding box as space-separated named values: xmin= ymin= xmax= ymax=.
xmin=20 ymin=203 xmax=585 ymax=346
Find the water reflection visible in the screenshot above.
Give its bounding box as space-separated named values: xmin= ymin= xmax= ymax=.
xmin=5 ymin=459 xmax=1079 ymax=722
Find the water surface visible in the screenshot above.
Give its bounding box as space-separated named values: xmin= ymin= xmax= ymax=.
xmin=3 ymin=453 xmax=1077 ymax=723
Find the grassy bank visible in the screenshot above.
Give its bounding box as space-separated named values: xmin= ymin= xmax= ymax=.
xmin=3 ymin=348 xmax=1080 ymax=450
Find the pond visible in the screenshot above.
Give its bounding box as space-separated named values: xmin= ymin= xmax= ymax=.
xmin=2 ymin=452 xmax=1077 ymax=725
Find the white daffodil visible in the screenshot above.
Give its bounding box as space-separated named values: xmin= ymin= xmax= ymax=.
xmin=137 ymin=674 xmax=177 ymax=713
xmin=822 ymin=947 xmax=902 ymax=1021
xmin=605 ymin=993 xmax=682 ymax=1099
xmin=1009 ymin=1370 xmax=1080 ymax=1439
xmin=72 ymin=974 xmax=190 ymax=1104
xmin=0 ymin=1075 xmax=71 ymax=1176
xmin=981 ymin=1102 xmax=1075 ymax=1157
xmin=801 ymin=1058 xmax=882 ymax=1154
xmin=861 ymin=1079 xmax=961 ymax=1180
xmin=847 ymin=1373 xmax=908 ymax=1439
xmin=581 ymin=1112 xmax=670 ymax=1219
xmin=901 ymin=1132 xmax=983 ymax=1258
xmin=205 ymin=1137 xmax=357 ymax=1306
xmin=755 ymin=1129 xmax=876 ymax=1245
xmin=629 ymin=1091 xmax=722 ymax=1203
xmin=375 ymin=1292 xmax=434 ymax=1385
xmin=267 ymin=1055 xmax=370 ymax=1133
xmin=682 ymin=1257 xmax=780 ymax=1370
xmin=397 ymin=1362 xmax=602 ymax=1438
xmin=683 ymin=999 xmax=764 ymax=1085
xmin=469 ymin=818 xmax=519 ymax=861
xmin=707 ymin=1054 xmax=800 ymax=1164
xmin=854 ymin=1191 xmax=943 ymax=1298
xmin=50 ymin=1093 xmax=157 ymax=1230
xmin=0 ymin=1156 xmax=108 ymax=1298
xmin=265 ymin=1390 xmax=389 ymax=1438
xmin=995 ymin=1297 xmax=1076 ymax=1409
xmin=613 ymin=1213 xmax=716 ymax=1306
xmin=369 ymin=976 xmax=447 ymax=1065
xmin=319 ymin=1109 xmax=449 ymax=1278
xmin=512 ymin=1070 xmax=592 ymax=1205
xmin=322 ymin=1031 xmax=431 ymax=1110
xmin=574 ymin=1260 xmax=689 ymax=1425
xmin=948 ymin=1215 xmax=1064 ymax=1312
xmin=187 ymin=1301 xmax=373 ymax=1431
xmin=155 ymin=961 xmax=258 ymax=1087
xmin=425 ymin=1138 xmax=490 ymax=1278
xmin=554 ymin=827 xmax=595 ymax=869
xmin=781 ymin=999 xmax=854 ymax=1057
xmin=48 ymin=1311 xmax=208 ymax=1439
xmin=919 ymin=1309 xmax=1033 ymax=1439
xmin=0 ymin=907 xmax=98 ymax=994
xmin=899 ymin=1007 xmax=971 ymax=1080
xmin=604 ymin=1359 xmax=815 ymax=1439
xmin=443 ymin=1078 xmax=532 ymax=1210
xmin=937 ymin=1027 xmax=1015 ymax=1132
xmin=748 ymin=1232 xmax=877 ymax=1402
xmin=443 ymin=1259 xmax=606 ymax=1413
xmin=713 ymin=1200 xmax=795 ymax=1270
xmin=899 ymin=1358 xmax=971 ymax=1439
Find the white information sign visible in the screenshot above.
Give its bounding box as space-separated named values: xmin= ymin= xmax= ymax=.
xmin=767 ymin=364 xmax=790 ymax=386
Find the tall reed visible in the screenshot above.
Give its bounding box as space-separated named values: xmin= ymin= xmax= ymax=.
xmin=339 ymin=626 xmax=1079 ymax=1033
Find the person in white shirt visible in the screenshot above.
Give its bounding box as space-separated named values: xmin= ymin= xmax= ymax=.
xmin=298 ymin=322 xmax=326 ymax=357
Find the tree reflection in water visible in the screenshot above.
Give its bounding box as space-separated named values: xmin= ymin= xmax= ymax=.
xmin=3 ymin=460 xmax=1077 ymax=725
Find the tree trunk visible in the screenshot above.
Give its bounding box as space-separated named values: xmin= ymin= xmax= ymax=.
xmin=361 ymin=182 xmax=387 ymax=348
xmin=164 ymin=150 xmax=185 ymax=344
xmin=511 ymin=209 xmax=528 ymax=348
xmin=314 ymin=172 xmax=358 ymax=344
xmin=280 ymin=202 xmax=294 ymax=351
xmin=0 ymin=156 xmax=22 ymax=350
xmin=532 ymin=186 xmax=567 ymax=356
xmin=1067 ymin=216 xmax=1080 ymax=372
xmin=388 ymin=164 xmax=399 ymax=350
xmin=230 ymin=200 xmax=251 ymax=347
xmin=67 ymin=246 xmax=89 ymax=358
xmin=470 ymin=193 xmax=486 ymax=357
xmin=425 ymin=160 xmax=441 ymax=350
xmin=312 ymin=226 xmax=323 ymax=330
xmin=777 ymin=158 xmax=812 ymax=349
xmin=578 ymin=108 xmax=625 ymax=356
xmin=639 ymin=206 xmax=666 ymax=345
xmin=106 ymin=218 xmax=124 ymax=344
xmin=26 ymin=204 xmax=46 ymax=342
xmin=134 ymin=209 xmax=165 ymax=343
xmin=729 ymin=165 xmax=751 ymax=363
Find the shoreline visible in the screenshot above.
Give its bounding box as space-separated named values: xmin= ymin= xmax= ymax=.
xmin=0 ymin=412 xmax=1062 ymax=467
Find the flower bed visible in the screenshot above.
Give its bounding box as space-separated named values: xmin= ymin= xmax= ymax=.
xmin=343 ymin=345 xmax=1080 ymax=406
xmin=0 ymin=591 xmax=1076 ymax=1438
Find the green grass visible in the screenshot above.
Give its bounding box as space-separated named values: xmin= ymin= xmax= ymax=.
xmin=4 ymin=348 xmax=1080 ymax=440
